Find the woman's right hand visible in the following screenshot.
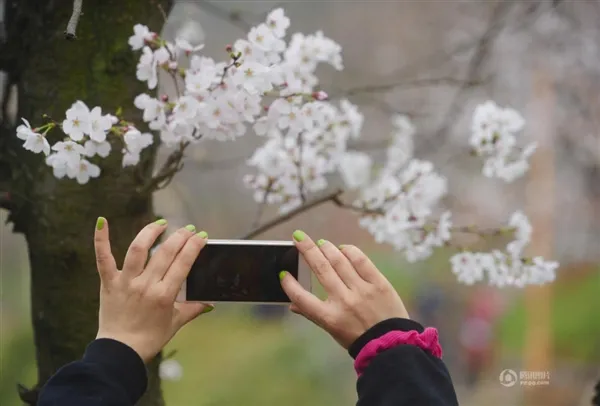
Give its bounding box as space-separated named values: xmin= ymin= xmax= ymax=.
xmin=279 ymin=230 xmax=410 ymax=349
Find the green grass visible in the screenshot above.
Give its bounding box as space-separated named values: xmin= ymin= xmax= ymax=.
xmin=162 ymin=313 xmax=356 ymax=406
xmin=0 ymin=327 xmax=37 ymax=406
xmin=498 ymin=268 xmax=600 ymax=362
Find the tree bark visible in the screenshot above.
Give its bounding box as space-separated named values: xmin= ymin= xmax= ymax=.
xmin=0 ymin=1 xmax=172 ymax=405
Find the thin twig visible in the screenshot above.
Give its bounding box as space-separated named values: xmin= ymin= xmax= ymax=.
xmin=157 ymin=4 xmax=169 ymax=22
xmin=64 ymin=0 xmax=83 ymax=40
xmin=335 ymin=77 xmax=484 ymax=98
xmin=240 ymin=189 xmax=343 ymax=239
xmin=195 ymin=0 xmax=252 ymax=32
xmin=433 ymin=0 xmax=513 ymax=139
xmin=142 ymin=141 xmax=190 ymax=193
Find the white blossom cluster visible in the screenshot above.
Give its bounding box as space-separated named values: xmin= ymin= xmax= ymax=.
xmin=450 ymin=211 xmax=558 ymax=287
xmin=470 ymin=100 xmax=538 ymax=182
xmin=350 ymin=116 xmax=451 ymax=263
xmin=14 ymin=8 xmax=558 ymax=287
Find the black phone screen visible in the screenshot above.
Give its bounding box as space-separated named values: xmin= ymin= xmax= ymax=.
xmin=186 ymin=243 xmax=299 ymax=303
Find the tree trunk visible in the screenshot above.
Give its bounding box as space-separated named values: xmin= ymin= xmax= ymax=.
xmin=0 ymin=1 xmax=172 ymax=405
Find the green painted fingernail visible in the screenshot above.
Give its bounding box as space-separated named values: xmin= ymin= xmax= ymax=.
xmin=317 ymin=239 xmax=326 ymax=247
xmin=339 ymin=244 xmax=346 ymax=249
xmin=292 ymin=230 xmax=305 ymax=242
xmin=185 ymin=224 xmax=196 ymax=232
xmin=155 ymin=218 xmax=167 ymax=226
xmin=197 ymin=231 xmax=208 ymax=239
xmin=279 ymin=271 xmax=287 ymax=281
xmin=96 ymin=217 xmax=105 ymax=230
xmin=201 ymin=305 xmax=214 ymax=314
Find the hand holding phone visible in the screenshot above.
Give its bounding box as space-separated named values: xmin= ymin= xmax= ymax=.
xmin=279 ymin=230 xmax=409 ymax=350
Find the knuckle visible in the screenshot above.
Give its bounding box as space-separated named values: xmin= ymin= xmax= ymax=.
xmin=341 ymin=293 xmax=360 ymax=309
xmin=156 ymin=290 xmax=173 ymax=307
xmin=128 ymin=242 xmax=147 ymax=256
xmin=160 ymin=242 xmax=179 ymax=258
xmin=327 ymin=253 xmax=344 ymax=269
xmin=350 ymin=251 xmax=368 ymax=268
xmin=96 ymin=253 xmax=109 ymax=265
xmin=290 ymin=290 xmax=305 ymax=304
xmin=362 ymin=285 xmax=379 ymax=300
xmin=129 ymin=281 xmax=146 ymax=297
xmin=313 ymin=260 xmax=330 ymax=276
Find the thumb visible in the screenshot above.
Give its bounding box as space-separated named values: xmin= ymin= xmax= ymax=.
xmin=173 ymin=302 xmax=214 ymax=330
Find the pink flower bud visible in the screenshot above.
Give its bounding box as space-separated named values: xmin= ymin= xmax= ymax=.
xmin=263 ymin=105 xmax=269 ymax=112
xmin=312 ymin=91 xmax=328 ymax=101
xmin=161 ymin=94 xmax=169 ymax=102
xmin=225 ymin=44 xmax=233 ymax=53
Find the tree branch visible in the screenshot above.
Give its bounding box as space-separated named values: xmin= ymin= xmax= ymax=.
xmin=433 ymin=0 xmax=514 ymax=139
xmin=195 ymin=0 xmax=252 ymax=32
xmin=240 ymin=189 xmax=343 ymax=239
xmin=141 ymin=141 xmax=190 ymax=193
xmin=64 ymin=0 xmax=83 ymax=40
xmin=334 ymin=77 xmax=485 ymax=98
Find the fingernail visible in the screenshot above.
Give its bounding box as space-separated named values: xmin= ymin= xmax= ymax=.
xmin=96 ymin=217 xmax=105 ymax=230
xmin=339 ymin=244 xmax=346 ymax=249
xmin=196 ymin=230 xmax=208 ymax=239
xmin=317 ymin=239 xmax=326 ymax=247
xmin=185 ymin=224 xmax=196 ymax=232
xmin=155 ymin=218 xmax=167 ymax=226
xmin=292 ymin=230 xmax=305 ymax=242
xmin=201 ymin=305 xmax=214 ymax=314
xmin=279 ymin=270 xmax=287 ymax=281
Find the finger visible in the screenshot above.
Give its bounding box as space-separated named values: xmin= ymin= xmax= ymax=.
xmin=121 ymin=219 xmax=168 ymax=279
xmin=292 ymin=230 xmax=347 ymax=296
xmin=317 ymin=239 xmax=365 ymax=289
xmin=94 ymin=217 xmax=118 ymax=283
xmin=173 ymin=302 xmax=214 ymax=330
xmin=143 ymin=224 xmax=197 ymax=283
xmin=339 ymin=245 xmax=386 ymax=284
xmin=280 ymin=270 xmax=325 ymax=322
xmin=162 ymin=231 xmax=208 ymax=297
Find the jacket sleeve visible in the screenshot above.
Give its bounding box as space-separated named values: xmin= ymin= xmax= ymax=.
xmin=349 ymin=318 xmax=459 ymax=406
xmin=38 ymin=338 xmax=148 ymax=406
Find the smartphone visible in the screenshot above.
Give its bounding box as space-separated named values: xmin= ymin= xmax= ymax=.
xmin=176 ymin=239 xmax=312 ymax=304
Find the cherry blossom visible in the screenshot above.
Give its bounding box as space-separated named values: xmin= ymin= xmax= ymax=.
xmin=470 ymin=100 xmax=537 ymax=182
xmin=16 ymin=119 xmax=50 ymax=155
xmin=62 ymin=101 xmax=91 ymax=141
xmin=15 ymin=8 xmax=559 ymax=287
xmin=128 ymin=24 xmax=154 ymax=51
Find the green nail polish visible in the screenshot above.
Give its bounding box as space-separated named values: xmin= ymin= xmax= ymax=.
xmin=201 ymin=305 xmax=214 ymax=314
xmin=339 ymin=244 xmax=346 ymax=249
xmin=197 ymin=231 xmax=208 ymax=239
xmin=279 ymin=271 xmax=287 ymax=281
xmin=185 ymin=224 xmax=196 ymax=232
xmin=317 ymin=239 xmax=326 ymax=247
xmin=292 ymin=230 xmax=305 ymax=242
xmin=155 ymin=219 xmax=167 ymax=226
xmin=96 ymin=217 xmax=105 ymax=230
